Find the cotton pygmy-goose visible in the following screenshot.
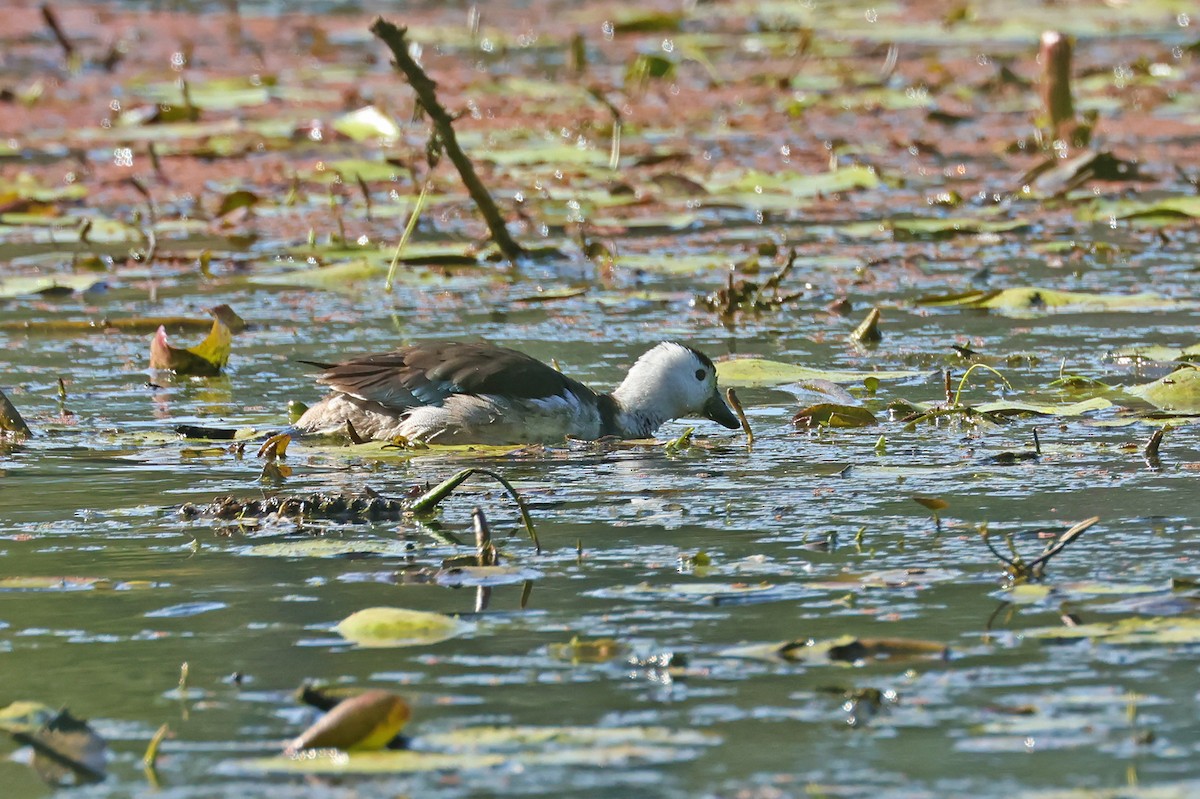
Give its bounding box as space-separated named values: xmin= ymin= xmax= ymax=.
xmin=294 ymin=341 xmax=740 ymax=445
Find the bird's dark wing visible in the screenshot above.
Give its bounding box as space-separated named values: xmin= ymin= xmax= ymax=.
xmin=307 ymin=341 xmax=599 ymax=411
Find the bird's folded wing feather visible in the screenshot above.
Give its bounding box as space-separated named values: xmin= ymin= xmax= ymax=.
xmin=310 ymin=342 xmax=600 ymax=411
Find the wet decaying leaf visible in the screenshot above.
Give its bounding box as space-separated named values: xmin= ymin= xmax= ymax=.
xmin=792 ymin=403 xmax=878 ymax=429
xmin=240 ymin=724 xmax=716 ymax=774
xmin=5 ymin=707 xmax=107 ymax=786
xmin=1023 ymin=616 xmax=1200 ymax=645
xmin=915 ymin=287 xmax=1172 ymax=313
xmin=287 ymin=690 xmax=410 ymax=753
xmin=0 ymin=387 xmax=32 ymax=437
xmin=720 ymin=635 xmax=948 ymax=664
xmin=1019 ymin=150 xmax=1143 ymax=198
xmin=148 ymin=319 xmax=233 ymax=376
xmin=547 ymin=637 xmax=629 ymax=664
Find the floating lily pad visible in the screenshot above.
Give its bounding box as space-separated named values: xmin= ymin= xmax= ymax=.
xmin=720 ymin=635 xmax=947 ymax=663
xmin=421 ymin=725 xmax=717 ymax=750
xmin=242 ymin=540 xmax=413 ymax=559
xmin=335 ymin=607 xmax=468 ymax=648
xmin=716 ymin=358 xmax=926 ymax=388
xmin=0 ymin=274 xmax=107 ymax=298
xmin=0 ymin=576 xmax=153 ymax=591
xmin=1110 ymin=343 xmax=1200 ymax=363
xmin=915 ymin=287 xmax=1174 ymax=313
xmin=808 ymin=567 xmax=961 ymax=591
xmin=0 ymin=701 xmax=58 ymax=734
xmin=1126 ymin=368 xmax=1200 ymax=412
xmin=333 ymin=106 xmax=401 ymax=142
xmin=717 ymin=165 xmax=879 ymax=197
xmin=792 ymin=403 xmax=878 ymax=428
xmin=588 ymin=581 xmax=779 ymax=604
xmin=1081 ymin=195 xmax=1200 ymax=225
xmin=844 ymin=215 xmax=1030 ymax=239
xmin=239 ymin=749 xmax=507 ymax=775
xmin=238 ymin=724 xmax=714 ymax=775
xmin=971 ymin=397 xmax=1112 ymax=416
xmin=1023 ymin=616 xmax=1200 ymax=645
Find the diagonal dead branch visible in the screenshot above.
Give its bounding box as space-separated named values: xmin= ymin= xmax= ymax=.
xmin=370 ymin=18 xmax=526 ymax=264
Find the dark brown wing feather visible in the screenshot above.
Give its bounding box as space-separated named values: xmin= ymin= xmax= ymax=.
xmin=307 ymin=341 xmax=600 ymax=412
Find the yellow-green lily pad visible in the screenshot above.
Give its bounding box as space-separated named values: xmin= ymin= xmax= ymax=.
xmin=1126 ymin=367 xmax=1200 ymax=412
xmin=972 ymin=397 xmax=1112 ymax=416
xmin=335 ymin=607 xmax=468 ymax=648
xmin=1023 ymin=616 xmax=1200 ymax=645
xmin=916 ymin=287 xmax=1174 ymax=314
xmin=716 ymin=358 xmax=926 ymax=388
xmin=0 ymin=274 xmax=107 ymax=298
xmin=243 ymin=540 xmax=412 ymax=559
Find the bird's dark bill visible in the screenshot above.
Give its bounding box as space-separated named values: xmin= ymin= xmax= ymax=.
xmin=703 ymin=394 xmax=741 ymax=429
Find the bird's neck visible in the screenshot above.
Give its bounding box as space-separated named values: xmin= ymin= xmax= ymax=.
xmin=607 ymin=382 xmax=669 ymax=439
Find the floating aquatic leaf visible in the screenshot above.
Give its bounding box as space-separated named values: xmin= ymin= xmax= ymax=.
xmin=14 ymin=708 xmax=107 ymax=786
xmin=1081 ymin=195 xmax=1200 ymax=224
xmin=421 ymin=725 xmax=717 ymax=750
xmin=547 ymin=637 xmax=629 ymax=664
xmin=335 ymin=607 xmax=468 ymax=648
xmin=971 ymin=397 xmax=1112 ymax=416
xmin=718 ymin=165 xmax=879 ymax=197
xmin=0 ymin=274 xmax=107 ymax=298
xmin=243 ymin=540 xmax=412 ymax=559
xmin=720 ymin=635 xmax=947 ymax=663
xmin=239 ymin=749 xmax=506 ymax=775
xmin=1020 ymin=150 xmax=1143 ymax=198
xmin=0 ymin=388 xmax=32 ymax=437
xmin=842 ymin=215 xmax=1030 ymax=239
xmin=149 ymin=319 xmax=233 ymax=376
xmin=912 ymin=496 xmax=949 ymax=512
xmin=792 ymin=403 xmax=878 ymax=428
xmin=288 ymin=690 xmax=410 ymax=753
xmin=333 ymin=105 xmax=401 ymax=142
xmin=0 ymin=173 xmax=87 ymax=203
xmin=716 ymin=358 xmax=925 ymax=388
xmin=589 ymin=581 xmax=779 ymax=604
xmin=214 ymin=189 xmax=258 ymax=218
xmin=807 ymin=567 xmax=962 ymax=591
xmin=1023 ymin=616 xmax=1200 ymax=644
xmin=0 ymin=576 xmax=153 ymax=591
xmin=614 ymin=253 xmax=729 ymax=275
xmin=133 ymin=75 xmax=277 ymax=111
xmin=1126 ymin=367 xmax=1200 ymax=412
xmin=1110 ymin=342 xmax=1200 ymax=363
xmin=0 ymin=701 xmax=58 ymax=734
xmin=434 ymin=565 xmax=539 ymax=587
xmin=239 ymin=724 xmax=713 ymax=775
xmin=915 ymin=287 xmax=1173 ymax=313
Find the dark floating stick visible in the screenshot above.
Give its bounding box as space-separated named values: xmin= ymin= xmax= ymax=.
xmin=370 ymin=18 xmax=526 ymax=264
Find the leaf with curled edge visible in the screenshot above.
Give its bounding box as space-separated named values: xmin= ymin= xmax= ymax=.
xmin=149 ymin=319 xmax=232 ymax=376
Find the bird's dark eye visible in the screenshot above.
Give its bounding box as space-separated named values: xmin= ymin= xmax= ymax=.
xmin=695 ymin=368 xmax=706 ymax=381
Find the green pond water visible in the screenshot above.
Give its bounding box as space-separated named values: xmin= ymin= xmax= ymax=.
xmin=2 ymin=236 xmax=1197 ymax=798
xmin=2 ymin=0 xmax=1200 ymax=796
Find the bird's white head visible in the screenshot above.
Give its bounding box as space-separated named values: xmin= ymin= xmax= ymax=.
xmin=611 ymin=342 xmax=740 ymax=437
